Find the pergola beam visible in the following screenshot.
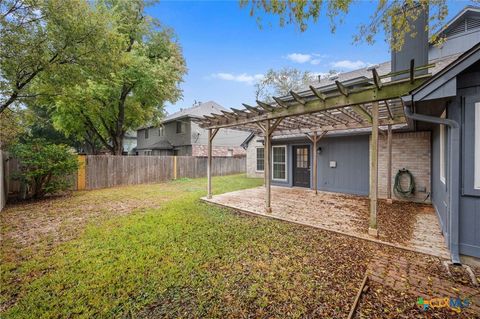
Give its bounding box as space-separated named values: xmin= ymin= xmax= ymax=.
xmin=372 ymin=68 xmax=383 ymax=89
xmin=335 ymin=80 xmax=349 ymax=97
xmin=384 ymin=100 xmax=394 ymax=120
xmin=221 ymin=110 xmax=236 ymax=119
xmin=273 ymin=96 xmax=289 ymax=108
xmin=320 ymin=111 xmax=349 ymax=125
xmin=257 ymin=100 xmax=275 ymax=112
xmin=309 ymin=85 xmax=327 ymax=101
xmin=338 ymin=108 xmax=363 ymax=123
xmin=210 ymin=113 xmax=225 ymax=121
xmin=203 ymin=115 xmax=217 ymax=122
xmin=270 ymin=117 xmax=285 ymax=133
xmin=231 ymin=108 xmax=249 ymax=117
xmin=269 ymin=117 xmax=406 ymax=136
xmin=255 ymin=121 xmax=266 ymax=133
xmin=242 ymin=103 xmax=262 ymax=114
xmin=200 ymin=76 xmax=429 ymax=130
xmin=351 ymin=105 xmax=373 ymax=123
xmin=290 ymin=90 xmax=306 ymax=105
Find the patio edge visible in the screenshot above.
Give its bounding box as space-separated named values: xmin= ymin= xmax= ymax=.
xmin=201 ymin=197 xmax=450 ymax=260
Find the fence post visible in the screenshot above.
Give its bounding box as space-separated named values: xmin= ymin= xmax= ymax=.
xmin=173 ymin=155 xmax=177 ymax=180
xmin=77 ymin=155 xmax=86 ymax=190
xmin=0 ymin=151 xmax=5 ymax=211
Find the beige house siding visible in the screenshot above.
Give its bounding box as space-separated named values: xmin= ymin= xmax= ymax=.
xmin=376 ymin=131 xmax=431 ymax=203
xmin=246 ymin=135 xmax=264 ymax=178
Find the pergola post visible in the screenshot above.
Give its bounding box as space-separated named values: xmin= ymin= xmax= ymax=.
xmin=264 ymin=120 xmax=272 ymax=213
xmin=312 ymin=131 xmax=318 ymax=194
xmin=387 ymin=124 xmax=393 ymax=203
xmin=306 ymin=131 xmax=327 ymax=195
xmin=207 ymin=128 xmax=219 ymax=199
xmin=256 ymin=118 xmax=284 ymax=213
xmin=369 ymin=101 xmax=379 ymax=237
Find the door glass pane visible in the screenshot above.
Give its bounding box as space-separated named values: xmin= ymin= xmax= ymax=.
xmin=296 ymin=148 xmax=308 ymax=168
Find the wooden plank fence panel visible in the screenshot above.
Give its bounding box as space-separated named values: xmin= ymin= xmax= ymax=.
xmin=4 ymin=155 xmax=245 ymax=193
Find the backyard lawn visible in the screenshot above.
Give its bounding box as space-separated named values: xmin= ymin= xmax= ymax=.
xmin=0 ymin=175 xmax=477 ymax=318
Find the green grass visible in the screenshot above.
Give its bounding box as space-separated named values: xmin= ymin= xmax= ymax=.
xmin=1 ymin=174 xmax=375 ymax=318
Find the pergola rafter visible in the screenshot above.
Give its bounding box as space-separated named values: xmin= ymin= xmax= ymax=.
xmin=203 ymin=62 xmax=434 ymax=237
xmin=197 ymin=75 xmax=429 ymax=131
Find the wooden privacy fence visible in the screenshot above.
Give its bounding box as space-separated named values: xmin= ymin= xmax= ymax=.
xmin=81 ymin=155 xmax=246 ymax=190
xmin=3 ymin=155 xmax=246 ymax=195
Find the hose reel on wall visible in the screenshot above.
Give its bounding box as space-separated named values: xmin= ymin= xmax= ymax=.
xmin=394 ymin=168 xmax=415 ymax=197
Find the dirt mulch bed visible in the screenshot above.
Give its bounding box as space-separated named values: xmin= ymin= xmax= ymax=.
xmin=432 ymin=263 xmax=480 ymax=289
xmin=354 ymin=281 xmax=473 ymax=319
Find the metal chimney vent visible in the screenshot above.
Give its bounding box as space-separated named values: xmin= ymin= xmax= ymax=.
xmin=391 ymin=4 xmax=429 ymax=80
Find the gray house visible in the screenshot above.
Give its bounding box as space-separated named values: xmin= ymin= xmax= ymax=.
xmin=239 ymin=7 xmax=480 ymax=261
xmin=136 ymin=101 xmax=250 ymax=156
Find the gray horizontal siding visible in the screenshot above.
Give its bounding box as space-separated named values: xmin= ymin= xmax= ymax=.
xmin=317 ymin=135 xmax=369 ymax=196
xmin=271 ymin=135 xmax=370 ymax=196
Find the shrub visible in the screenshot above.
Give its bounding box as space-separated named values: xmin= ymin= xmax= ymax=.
xmin=10 ymin=139 xmax=79 ymax=199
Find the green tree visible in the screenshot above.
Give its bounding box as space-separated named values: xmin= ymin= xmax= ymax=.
xmin=0 ymin=107 xmax=26 ymax=149
xmin=21 ymin=102 xmax=84 ymax=147
xmin=0 ymin=0 xmax=111 ymax=114
xmin=9 ymin=139 xmax=79 ymax=199
xmin=255 ymin=68 xmax=317 ymax=102
xmin=49 ymin=0 xmax=187 ymax=155
xmin=239 ymin=0 xmax=463 ymax=51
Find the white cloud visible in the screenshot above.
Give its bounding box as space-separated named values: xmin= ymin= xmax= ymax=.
xmin=285 ymin=52 xmax=329 ymax=65
xmin=211 ymin=72 xmax=263 ymax=85
xmin=286 ymin=53 xmax=312 ymax=64
xmin=330 ymin=60 xmax=369 ymax=70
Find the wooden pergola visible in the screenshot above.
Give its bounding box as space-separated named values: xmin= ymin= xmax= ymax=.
xmin=197 ymin=62 xmax=433 ymax=236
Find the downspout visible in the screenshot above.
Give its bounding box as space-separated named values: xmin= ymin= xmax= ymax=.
xmin=404 ymin=103 xmax=461 ymax=264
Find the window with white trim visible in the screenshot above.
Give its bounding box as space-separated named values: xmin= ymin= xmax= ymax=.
xmin=159 ymin=126 xmax=164 ymax=136
xmin=440 ymin=110 xmax=446 ymax=184
xmin=272 ymin=146 xmax=287 ymax=181
xmin=256 ymin=147 xmax=264 ymax=171
xmin=145 ymin=129 xmax=149 ymax=139
xmin=475 ymin=102 xmax=480 ymax=189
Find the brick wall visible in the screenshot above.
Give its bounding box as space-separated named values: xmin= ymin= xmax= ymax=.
xmin=191 ymin=144 xmax=246 ymax=157
xmin=377 ymin=131 xmax=431 ymax=203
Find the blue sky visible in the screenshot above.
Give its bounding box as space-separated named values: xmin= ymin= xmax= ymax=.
xmin=147 ymin=0 xmax=470 ymax=114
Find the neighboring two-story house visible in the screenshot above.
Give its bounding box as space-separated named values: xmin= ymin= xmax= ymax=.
xmin=136 ymin=101 xmax=250 ymax=156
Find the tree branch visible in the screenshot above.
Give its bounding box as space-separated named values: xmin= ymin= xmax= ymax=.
xmin=80 ymin=110 xmax=113 ymax=153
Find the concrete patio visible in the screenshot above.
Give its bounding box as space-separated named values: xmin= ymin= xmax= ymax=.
xmin=203 ymin=186 xmax=450 ymax=259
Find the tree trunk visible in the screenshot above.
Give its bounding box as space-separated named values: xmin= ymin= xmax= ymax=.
xmin=113 ymin=135 xmax=123 ymax=155
xmin=112 ymin=83 xmax=131 ymax=156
